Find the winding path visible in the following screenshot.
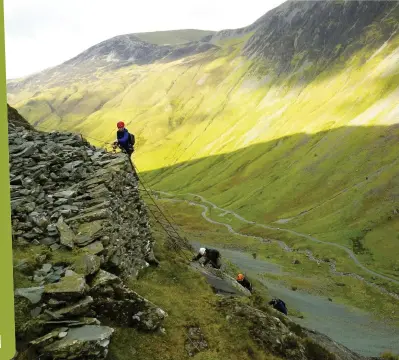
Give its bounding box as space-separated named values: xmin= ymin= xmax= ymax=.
xmin=154 ymin=191 xmax=399 ymax=299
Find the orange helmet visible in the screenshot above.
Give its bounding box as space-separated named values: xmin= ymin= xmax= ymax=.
xmin=237 ymin=273 xmax=244 ymax=281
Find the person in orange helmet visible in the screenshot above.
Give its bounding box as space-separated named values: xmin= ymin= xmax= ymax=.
xmin=236 ymin=273 xmax=253 ymax=293
xmin=113 ymin=121 xmax=135 ymax=157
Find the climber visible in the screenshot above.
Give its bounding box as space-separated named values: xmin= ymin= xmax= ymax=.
xmin=192 ymin=247 xmax=222 ymax=269
xmin=268 ymin=298 xmax=288 ymax=315
xmin=113 ymin=121 xmax=135 ymax=156
xmin=236 ymin=273 xmax=253 ymax=293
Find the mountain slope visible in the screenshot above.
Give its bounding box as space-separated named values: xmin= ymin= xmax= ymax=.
xmin=6 ymin=0 xmax=399 ymax=288
xmin=6 ymin=31 xmax=217 ymax=93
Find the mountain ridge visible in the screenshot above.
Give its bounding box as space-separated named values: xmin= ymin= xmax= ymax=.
xmin=7 ymin=1 xmax=398 ymax=95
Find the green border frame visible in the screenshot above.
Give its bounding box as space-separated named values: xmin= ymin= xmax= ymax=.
xmin=0 ymin=0 xmax=16 ymax=358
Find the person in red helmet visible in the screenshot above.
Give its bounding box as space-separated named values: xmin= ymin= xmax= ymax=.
xmin=113 ymin=121 xmax=135 ymax=156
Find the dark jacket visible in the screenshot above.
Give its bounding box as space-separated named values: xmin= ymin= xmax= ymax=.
xmin=116 ymin=129 xmax=134 ymax=152
xmin=192 ymin=248 xmax=220 ymax=266
xmin=237 ymin=277 xmax=253 ymax=292
xmin=269 ymin=299 xmax=287 ymax=315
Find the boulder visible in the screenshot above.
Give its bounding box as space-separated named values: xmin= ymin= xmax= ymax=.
xmin=89 ymin=271 xmax=167 ymax=331
xmin=74 ymin=221 xmax=105 ymax=246
xmin=56 ymin=217 xmax=75 ymax=249
xmin=131 ymin=307 xmax=167 ymax=331
xmin=41 ymin=263 xmax=53 ymax=274
xmin=89 ymin=269 xmax=121 ymax=291
xmin=193 ymin=264 xmax=251 ymax=297
xmin=34 ymin=325 xmax=114 ymax=360
xmin=51 ymin=296 xmax=94 ymax=319
xmin=82 ymin=241 xmax=104 ymax=255
xmin=44 ymin=273 xmax=87 ymax=301
xmin=15 ymin=287 xmax=44 ymax=305
xmin=67 ymin=210 xmax=110 ymax=225
xmin=53 ymin=190 xmax=76 ymax=199
xmin=30 ymin=213 xmax=50 ymax=229
xmin=30 ymin=329 xmax=62 ymax=348
xmin=73 ymin=254 xmax=101 ymax=276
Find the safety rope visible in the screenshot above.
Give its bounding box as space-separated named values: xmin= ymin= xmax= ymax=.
xmin=29 ymin=122 xmax=193 ymax=258
xmin=122 ymin=149 xmax=192 ymax=259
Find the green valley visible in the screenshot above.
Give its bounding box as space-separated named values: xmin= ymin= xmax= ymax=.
xmin=7 ymin=0 xmax=399 ymax=326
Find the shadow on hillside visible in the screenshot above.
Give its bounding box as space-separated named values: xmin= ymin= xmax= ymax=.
xmin=139 ymin=124 xmax=399 ymax=259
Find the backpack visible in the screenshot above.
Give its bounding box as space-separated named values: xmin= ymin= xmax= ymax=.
xmin=277 ymin=299 xmax=286 ymax=308
xmin=129 ymin=133 xmax=135 ymax=146
xmin=270 ymin=298 xmax=287 ymax=311
xmin=275 ymin=299 xmax=287 ymax=314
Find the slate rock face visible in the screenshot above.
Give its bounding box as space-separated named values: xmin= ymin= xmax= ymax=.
xmin=8 ymin=114 xmax=157 ymax=280
xmin=9 ymin=108 xmax=166 ymax=360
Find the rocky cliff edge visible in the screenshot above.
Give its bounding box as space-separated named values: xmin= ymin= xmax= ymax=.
xmin=9 ymin=105 xmax=166 ymax=359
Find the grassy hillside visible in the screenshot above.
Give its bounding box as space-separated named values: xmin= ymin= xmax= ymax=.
xmin=12 ymin=221 xmax=279 ymax=360
xmin=7 ymin=4 xmax=399 ymax=289
xmin=153 ymin=198 xmax=399 ymax=323
xmin=133 ymin=29 xmax=215 ymax=45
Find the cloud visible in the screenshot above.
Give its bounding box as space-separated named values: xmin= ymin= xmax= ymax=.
xmin=4 ymin=0 xmax=285 ymax=79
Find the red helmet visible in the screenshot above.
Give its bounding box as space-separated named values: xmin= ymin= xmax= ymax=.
xmin=117 ymin=121 xmax=125 ymax=129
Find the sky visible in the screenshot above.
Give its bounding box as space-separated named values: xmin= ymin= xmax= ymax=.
xmin=4 ymin=0 xmax=285 ymax=79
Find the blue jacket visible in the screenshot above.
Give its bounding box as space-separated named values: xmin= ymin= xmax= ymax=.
xmin=116 ymin=129 xmax=133 ymax=151
xmin=269 ymin=299 xmax=287 ymax=315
